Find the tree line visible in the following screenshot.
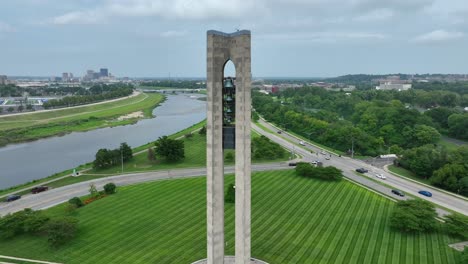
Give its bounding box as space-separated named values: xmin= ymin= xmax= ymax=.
xmin=43 ymin=86 xmax=133 ymax=109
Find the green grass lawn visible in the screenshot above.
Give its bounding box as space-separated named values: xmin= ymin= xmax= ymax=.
xmin=0 ymin=170 xmax=460 ymax=263
xmin=0 ymin=93 xmax=164 ymax=146
xmin=88 ymin=130 xmax=286 ymax=175
xmin=388 ymin=165 xmax=432 ymax=185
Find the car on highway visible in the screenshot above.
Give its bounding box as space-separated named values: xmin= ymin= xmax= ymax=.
xmin=355 ymin=168 xmax=368 ymax=173
xmin=320 ymin=151 xmax=326 ymax=155
xmin=31 ymin=186 xmax=49 ymax=194
xmin=299 ymin=141 xmax=306 ymax=146
xmin=418 ymin=190 xmax=432 ymax=197
xmin=375 ymin=173 xmax=386 ymax=180
xmin=310 ymin=161 xmax=318 ymax=165
xmin=288 ymin=162 xmax=297 ymax=166
xmin=391 ymin=189 xmax=405 ymax=197
xmin=325 ymin=156 xmax=330 ymax=160
xmin=6 ymin=194 xmax=21 ymax=202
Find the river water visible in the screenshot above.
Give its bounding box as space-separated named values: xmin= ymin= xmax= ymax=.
xmin=0 ymin=94 xmax=206 ymax=189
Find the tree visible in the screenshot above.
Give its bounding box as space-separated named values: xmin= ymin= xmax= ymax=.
xmin=225 ymin=152 xmax=234 ymax=162
xmin=103 ymin=183 xmax=117 ymax=194
xmin=296 ymin=162 xmax=343 ymax=181
xmin=430 ymin=164 xmax=468 ymax=194
xmin=154 ymin=136 xmax=185 ymax=162
xmin=89 ymin=183 xmax=99 ymax=198
xmin=68 ymin=197 xmax=84 ymax=208
xmin=93 ymin=148 xmax=111 ymax=169
xmin=448 ymin=113 xmax=468 ymax=140
xmin=120 ymin=142 xmax=133 ymax=162
xmin=0 ymin=107 xmax=2 ymax=113
xmin=41 ymin=217 xmax=78 ymax=247
xmin=17 ymin=105 xmax=24 ymax=112
xmin=444 ymin=213 xmax=468 ymax=239
xmin=7 ymin=107 xmax=14 ymax=112
xmin=147 ymin=147 xmax=155 ymax=161
xmin=0 ymin=209 xmax=49 ymax=239
xmin=26 ymin=104 xmax=33 ymax=110
xmin=199 ymin=125 xmax=206 ymax=135
xmin=225 ymin=183 xmax=235 ymax=203
xmin=390 ymin=199 xmax=437 ymax=233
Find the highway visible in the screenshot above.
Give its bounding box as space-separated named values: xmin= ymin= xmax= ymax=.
xmin=1 ymin=119 xmax=467 ymax=218
xmin=254 ymin=118 xmax=468 ymax=217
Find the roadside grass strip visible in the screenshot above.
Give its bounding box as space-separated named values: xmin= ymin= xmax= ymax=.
xmin=0 ymin=170 xmax=461 ymax=264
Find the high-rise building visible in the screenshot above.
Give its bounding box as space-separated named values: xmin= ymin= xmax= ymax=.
xmin=100 ymin=68 xmax=109 ymax=78
xmin=0 ymin=75 xmax=7 ymax=85
xmin=62 ymin=73 xmax=69 ymax=82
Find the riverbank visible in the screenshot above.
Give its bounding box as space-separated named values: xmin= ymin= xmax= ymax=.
xmin=0 ymin=120 xmax=206 ymax=198
xmin=0 ymin=93 xmax=165 ymax=147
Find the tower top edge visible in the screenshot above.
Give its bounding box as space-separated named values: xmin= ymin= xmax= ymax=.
xmin=207 ymin=30 xmax=251 ymax=37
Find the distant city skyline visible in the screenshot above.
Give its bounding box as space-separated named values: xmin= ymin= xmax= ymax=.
xmin=1 ymin=0 xmax=468 ymax=77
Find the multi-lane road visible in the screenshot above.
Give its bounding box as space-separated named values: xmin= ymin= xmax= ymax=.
xmin=1 ymin=119 xmax=467 ymax=218
xmin=254 ymin=118 xmax=468 ymax=217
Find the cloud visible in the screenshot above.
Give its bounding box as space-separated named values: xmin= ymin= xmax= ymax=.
xmin=0 ymin=22 xmax=15 ymax=32
xmin=412 ymin=29 xmax=464 ymax=43
xmin=49 ymin=0 xmax=264 ymax=25
xmin=353 ymin=8 xmax=394 ymax=22
xmin=51 ymin=10 xmax=107 ymax=25
xmin=160 ymin=30 xmax=187 ymax=37
xmin=259 ymin=31 xmax=387 ymax=43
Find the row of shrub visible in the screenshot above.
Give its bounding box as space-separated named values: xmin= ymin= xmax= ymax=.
xmin=0 ymin=209 xmax=78 ymax=248
xmin=69 ymin=183 xmax=117 ymax=209
xmin=295 ymin=162 xmax=343 ymax=181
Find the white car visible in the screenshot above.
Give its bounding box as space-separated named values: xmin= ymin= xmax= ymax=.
xmin=375 ymin=173 xmax=386 ymax=180
xmin=299 ymin=141 xmax=306 ymax=146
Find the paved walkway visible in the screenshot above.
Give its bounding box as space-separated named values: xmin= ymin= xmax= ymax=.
xmin=0 ymin=255 xmax=62 ymax=264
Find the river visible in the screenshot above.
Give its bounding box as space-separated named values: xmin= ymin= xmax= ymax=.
xmin=0 ymin=94 xmax=206 ymax=189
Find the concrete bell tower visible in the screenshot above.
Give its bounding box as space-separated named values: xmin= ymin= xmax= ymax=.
xmin=192 ymin=30 xmax=267 ymax=264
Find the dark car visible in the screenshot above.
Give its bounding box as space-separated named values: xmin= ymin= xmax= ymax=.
xmin=277 ymin=130 xmax=282 ymax=134
xmin=288 ymin=162 xmax=297 ymax=166
xmin=356 ymin=168 xmax=368 ymax=173
xmin=31 ymin=186 xmax=49 ymax=194
xmin=391 ymin=189 xmax=405 ymax=197
xmin=6 ymin=195 xmax=21 ymax=202
xmin=418 ymin=190 xmax=432 ymax=197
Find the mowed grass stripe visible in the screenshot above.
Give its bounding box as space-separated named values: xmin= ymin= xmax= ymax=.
xmin=0 ymin=170 xmax=460 ymax=264
xmin=268 ymin=181 xmax=337 ymax=262
xmin=349 ymin=191 xmax=379 ymax=263
xmin=290 ymin=182 xmax=350 ymax=263
xmin=359 ymin=196 xmax=386 ymax=264
xmin=329 ymin=185 xmax=369 ymax=264
xmin=286 ymin=182 xmax=349 ymax=263
xmin=310 ymin=182 xmax=360 ymax=263
xmin=371 ymin=202 xmax=391 ymax=263
xmin=253 ymin=175 xmax=315 ymax=256
xmin=341 ymin=190 xmax=375 ymax=263
xmin=75 ymin=178 xmax=204 ymax=263
xmin=377 ymin=205 xmax=393 ymax=264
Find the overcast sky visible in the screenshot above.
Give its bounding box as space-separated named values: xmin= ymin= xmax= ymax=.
xmin=1 ymin=0 xmax=467 ymax=77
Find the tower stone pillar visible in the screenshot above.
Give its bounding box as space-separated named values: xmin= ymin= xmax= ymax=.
xmin=195 ymin=29 xmax=266 ymax=264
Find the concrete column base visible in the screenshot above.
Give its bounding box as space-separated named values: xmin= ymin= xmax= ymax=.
xmin=191 ymin=256 xmax=269 ymax=264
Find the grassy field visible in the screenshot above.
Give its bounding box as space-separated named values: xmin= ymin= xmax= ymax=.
xmin=0 ymin=93 xmax=164 ymax=146
xmin=87 ymin=128 xmax=286 ymax=175
xmin=0 ymin=170 xmax=461 ymax=264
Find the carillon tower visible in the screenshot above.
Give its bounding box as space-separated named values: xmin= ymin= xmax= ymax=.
xmin=192 ymin=30 xmax=268 ymax=264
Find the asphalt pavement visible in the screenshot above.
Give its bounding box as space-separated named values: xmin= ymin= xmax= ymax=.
xmin=254 ymin=118 xmax=468 ymax=217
